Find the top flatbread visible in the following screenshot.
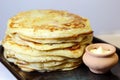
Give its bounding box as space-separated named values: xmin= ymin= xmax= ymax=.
xmin=6 ymin=10 xmax=93 ymax=39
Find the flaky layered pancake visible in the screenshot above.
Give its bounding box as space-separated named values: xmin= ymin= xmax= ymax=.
xmin=5 ymin=53 xmax=81 ymax=66
xmin=4 ymin=49 xmax=65 ymax=62
xmin=6 ymin=10 xmax=92 ymax=39
xmin=9 ymin=33 xmax=92 ymax=50
xmin=2 ymin=36 xmax=86 ymax=58
xmin=11 ymin=34 xmax=77 ymax=50
xmin=18 ymin=61 xmax=81 ymax=72
xmin=18 ymin=62 xmax=81 ymax=72
xmin=16 ymin=32 xmax=93 ymax=43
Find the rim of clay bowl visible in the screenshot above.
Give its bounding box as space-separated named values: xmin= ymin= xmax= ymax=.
xmin=85 ymin=43 xmax=116 ymax=57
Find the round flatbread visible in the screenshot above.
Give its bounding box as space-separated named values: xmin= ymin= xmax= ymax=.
xmin=7 ymin=10 xmax=93 ymax=39
xmin=4 ymin=49 xmax=66 ymax=62
xmin=3 ymin=38 xmax=86 ymax=58
xmin=16 ymin=33 xmax=93 ymax=43
xmin=11 ymin=34 xmax=77 ymax=50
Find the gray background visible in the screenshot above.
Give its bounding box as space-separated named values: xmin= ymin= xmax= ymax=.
xmin=0 ymin=0 xmax=120 ymax=40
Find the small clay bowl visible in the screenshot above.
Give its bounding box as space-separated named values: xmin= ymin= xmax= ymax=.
xmin=82 ymin=43 xmax=119 ymax=74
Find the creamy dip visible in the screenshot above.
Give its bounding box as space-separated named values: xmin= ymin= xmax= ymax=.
xmin=90 ymin=46 xmax=111 ymax=54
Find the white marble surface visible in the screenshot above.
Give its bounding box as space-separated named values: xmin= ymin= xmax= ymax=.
xmin=0 ymin=34 xmax=120 ymax=80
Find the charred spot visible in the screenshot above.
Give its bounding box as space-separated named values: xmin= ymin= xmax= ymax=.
xmin=68 ymin=44 xmax=80 ymax=50
xmin=9 ymin=22 xmax=15 ymax=28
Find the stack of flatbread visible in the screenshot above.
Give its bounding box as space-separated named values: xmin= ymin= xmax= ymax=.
xmin=2 ymin=10 xmax=93 ymax=72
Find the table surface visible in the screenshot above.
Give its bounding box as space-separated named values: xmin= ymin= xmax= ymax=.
xmin=0 ymin=34 xmax=120 ymax=80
